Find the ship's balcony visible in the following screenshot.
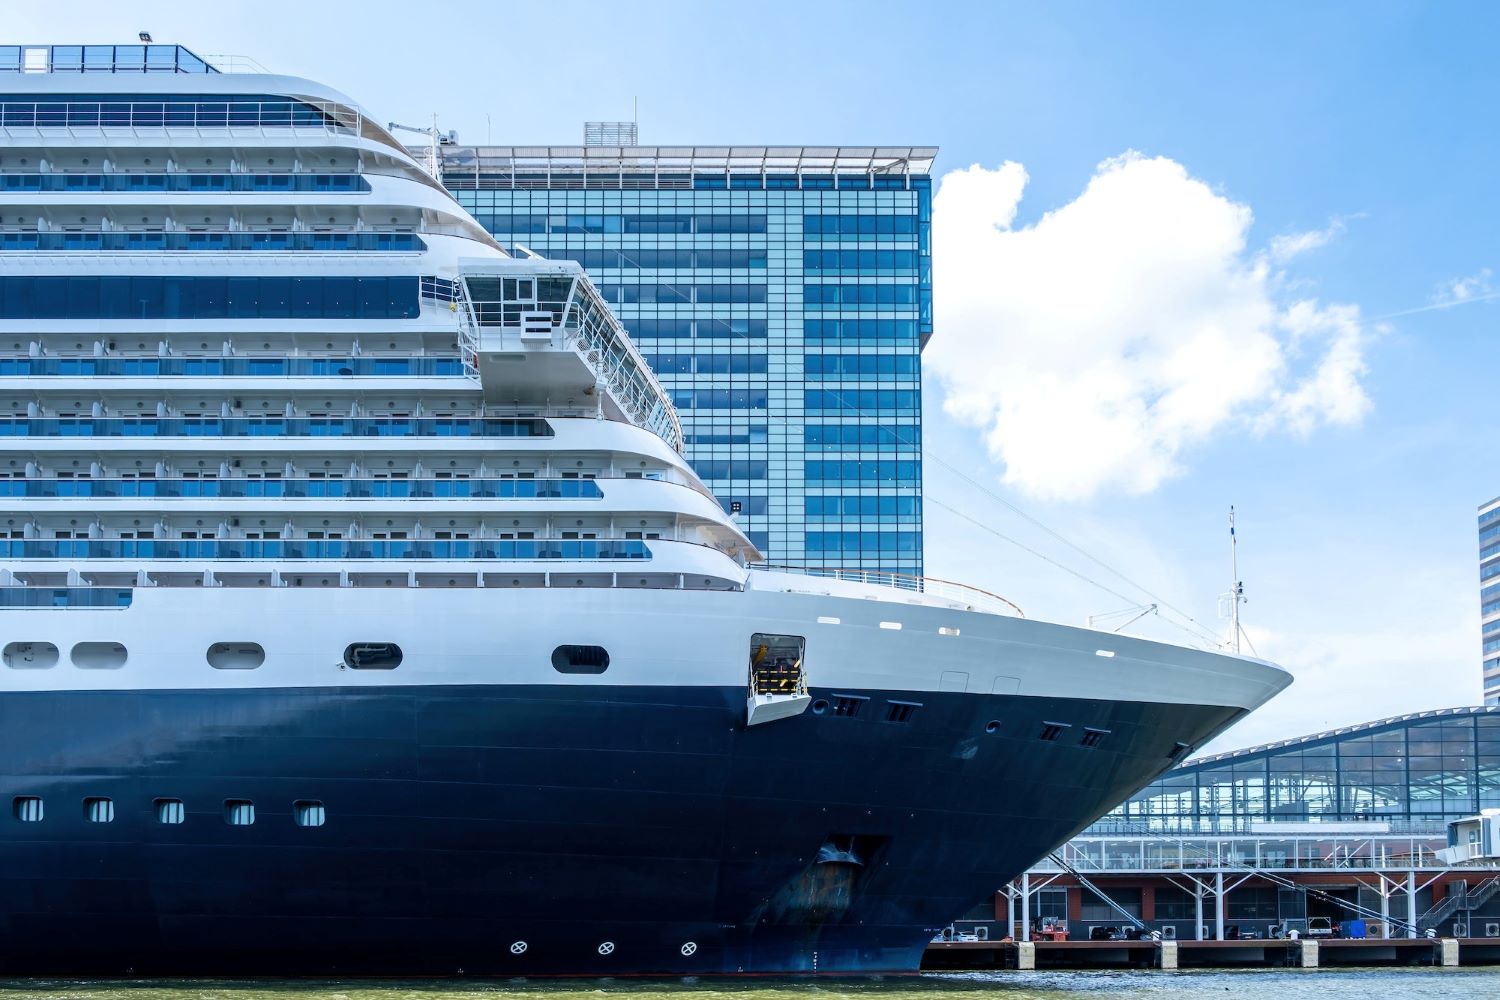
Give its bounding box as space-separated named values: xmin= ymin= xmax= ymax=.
xmin=0 ymin=356 xmax=466 ymax=377
xmin=0 ymin=537 xmax=653 ymax=561
xmin=0 ymin=98 xmax=360 ymax=138
xmin=0 ymin=231 xmax=424 ymax=252
xmin=0 ymin=416 xmax=551 ymax=438
xmin=0 ymin=477 xmax=605 ymax=500
xmin=0 ymin=538 xmax=749 ymax=592
xmin=0 ymin=172 xmax=369 ymax=194
xmin=456 ymin=264 xmax=683 ymax=453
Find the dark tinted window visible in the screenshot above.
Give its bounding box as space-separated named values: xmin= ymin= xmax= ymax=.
xmin=551 ymin=645 xmax=609 ymax=674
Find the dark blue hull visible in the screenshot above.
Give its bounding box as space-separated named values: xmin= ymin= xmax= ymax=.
xmin=0 ymin=683 xmax=1239 ymax=974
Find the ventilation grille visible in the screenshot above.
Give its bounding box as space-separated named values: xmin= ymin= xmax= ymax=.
xmin=1039 ymin=721 xmax=1071 ymax=742
xmin=1080 ymin=727 xmax=1110 ymax=748
xmin=885 ymin=701 xmax=919 ymax=724
xmin=831 ymin=695 xmax=866 ymax=718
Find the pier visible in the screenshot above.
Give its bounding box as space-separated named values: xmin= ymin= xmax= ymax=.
xmin=924 ymin=936 xmax=1499 ymax=969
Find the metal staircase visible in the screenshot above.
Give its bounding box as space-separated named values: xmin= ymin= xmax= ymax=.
xmin=1418 ymin=875 xmax=1500 ymax=931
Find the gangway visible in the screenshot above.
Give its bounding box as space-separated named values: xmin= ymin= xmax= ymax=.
xmin=1029 ymin=832 xmax=1429 ymax=940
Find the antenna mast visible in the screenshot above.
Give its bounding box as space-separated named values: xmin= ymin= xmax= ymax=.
xmin=1228 ymin=505 xmax=1245 ymax=655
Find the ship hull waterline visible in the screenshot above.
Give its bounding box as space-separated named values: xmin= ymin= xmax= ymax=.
xmin=0 ymin=679 xmax=1244 ymax=975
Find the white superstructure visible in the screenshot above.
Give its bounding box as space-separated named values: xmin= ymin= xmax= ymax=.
xmin=0 ymin=47 xmax=767 ymax=603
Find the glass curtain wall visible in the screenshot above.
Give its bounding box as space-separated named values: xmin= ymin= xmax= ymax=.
xmin=1096 ymin=709 xmax=1500 ymax=834
xmin=444 ymin=151 xmax=931 ymax=576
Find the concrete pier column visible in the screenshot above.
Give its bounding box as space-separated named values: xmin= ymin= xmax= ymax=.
xmin=1157 ymin=940 xmax=1179 ymax=970
xmin=1020 ymin=873 xmax=1031 ymax=943
xmin=1215 ymin=871 xmax=1225 ymax=941
xmin=1408 ymin=870 xmax=1418 ymax=939
xmin=1296 ymin=940 xmax=1319 ymax=967
xmin=1437 ymin=938 xmax=1459 ymax=967
xmin=1015 ymin=941 xmax=1036 ymax=970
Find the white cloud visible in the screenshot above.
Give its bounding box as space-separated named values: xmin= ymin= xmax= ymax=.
xmin=1268 ymin=218 xmax=1345 ymax=263
xmin=926 ymin=153 xmax=1373 ymax=502
xmin=1433 ymin=267 xmax=1493 ymax=306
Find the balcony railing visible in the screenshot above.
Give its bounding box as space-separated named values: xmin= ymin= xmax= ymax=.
xmin=0 ymin=478 xmax=604 ymax=500
xmin=0 ymin=99 xmax=358 ymax=133
xmin=0 ymin=417 xmax=551 ymax=438
xmin=0 ymin=538 xmax=650 ymax=561
xmin=0 ymin=356 xmax=465 ymax=377
xmin=0 ymin=586 xmax=132 ymax=608
xmin=0 ymin=173 xmax=368 ymax=194
xmin=457 ymin=270 xmax=684 ymax=452
xmin=0 ymin=231 xmax=424 ymax=252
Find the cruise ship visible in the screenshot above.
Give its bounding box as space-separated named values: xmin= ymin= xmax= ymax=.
xmin=0 ymin=43 xmax=1290 ymax=975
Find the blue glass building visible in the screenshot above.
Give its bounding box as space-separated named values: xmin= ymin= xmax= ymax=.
xmin=1484 ymin=496 xmax=1500 ymax=705
xmin=436 ymin=145 xmax=935 ymax=575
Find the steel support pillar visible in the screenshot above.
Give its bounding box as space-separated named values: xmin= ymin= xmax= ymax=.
xmin=1408 ymin=870 xmax=1418 ymax=939
xmin=1215 ymin=871 xmax=1225 ymax=941
xmin=1020 ymin=872 xmax=1031 ymax=942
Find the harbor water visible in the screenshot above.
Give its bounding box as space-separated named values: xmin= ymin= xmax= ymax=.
xmin=0 ymin=973 xmax=1497 ymax=1000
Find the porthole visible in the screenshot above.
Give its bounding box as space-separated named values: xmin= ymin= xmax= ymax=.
xmin=71 ymin=642 xmax=126 ymax=669
xmin=551 ymin=644 xmax=609 ymax=674
xmin=3 ymin=642 xmax=58 ymax=669
xmin=294 ymin=800 xmax=326 ymax=827
xmin=985 ymin=720 xmax=1002 ymax=735
xmin=223 ymin=799 xmax=255 ymax=826
xmin=343 ymin=642 xmax=402 ymax=669
xmin=207 ymin=642 xmax=265 ymax=670
xmin=811 ymin=699 xmax=830 ymax=715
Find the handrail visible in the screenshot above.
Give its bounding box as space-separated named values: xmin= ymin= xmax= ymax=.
xmin=753 ymin=564 xmax=1023 ymax=618
xmin=0 ymin=98 xmax=359 ymax=133
xmin=0 ymin=172 xmax=368 ymax=193
xmin=0 ymin=232 xmax=423 ymax=253
xmin=455 ymin=270 xmax=684 ymax=453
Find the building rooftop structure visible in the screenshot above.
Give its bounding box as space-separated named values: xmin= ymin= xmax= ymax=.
xmin=436 ymin=145 xmax=938 ymax=190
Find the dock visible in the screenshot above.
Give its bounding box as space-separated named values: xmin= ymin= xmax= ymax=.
xmin=923 ymin=936 xmax=1500 ymax=969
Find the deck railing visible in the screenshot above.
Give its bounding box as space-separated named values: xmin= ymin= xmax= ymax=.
xmin=754 ymin=564 xmax=1023 ymax=618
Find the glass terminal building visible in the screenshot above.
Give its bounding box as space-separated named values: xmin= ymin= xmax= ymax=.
xmin=435 ymin=145 xmax=935 ymax=575
xmin=1096 ymin=706 xmax=1500 ymax=834
xmin=1483 ymin=496 xmax=1500 ymax=704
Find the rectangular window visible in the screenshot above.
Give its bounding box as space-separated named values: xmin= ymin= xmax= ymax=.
xmin=84 ymin=797 xmax=114 ymax=823
xmin=155 ymin=798 xmax=185 ymax=824
xmin=13 ymin=796 xmax=42 ymax=822
xmin=294 ymin=800 xmax=326 ymax=827
xmin=223 ymin=799 xmax=255 ymax=825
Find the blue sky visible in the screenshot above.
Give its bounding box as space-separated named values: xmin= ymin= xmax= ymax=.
xmin=9 ymin=1 xmax=1495 ymax=749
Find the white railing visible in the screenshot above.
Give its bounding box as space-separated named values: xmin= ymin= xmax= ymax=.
xmin=564 ymin=286 xmax=683 ymax=452
xmin=0 ymin=98 xmax=363 ymax=138
xmin=1039 ymin=832 xmax=1454 ymax=873
xmin=455 ymin=271 xmax=684 ymax=453
xmin=754 ymin=564 xmax=1024 ymax=618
